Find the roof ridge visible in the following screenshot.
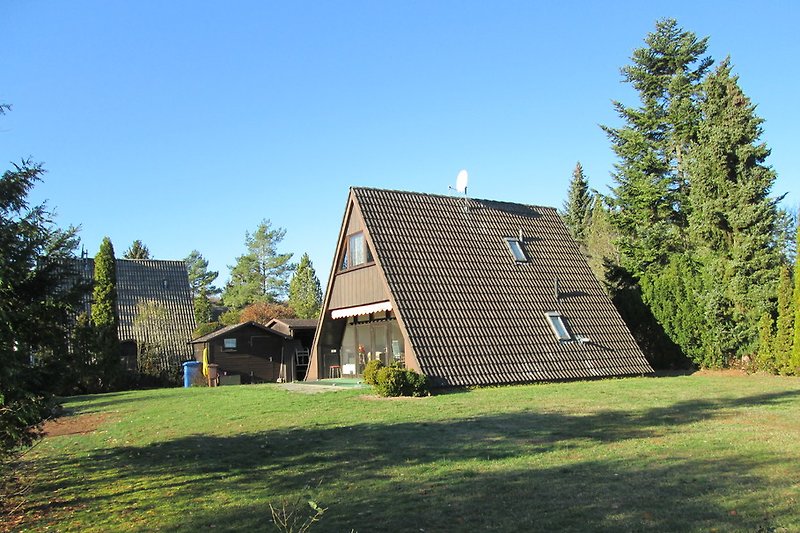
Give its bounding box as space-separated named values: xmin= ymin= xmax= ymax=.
xmin=350 ymin=186 xmax=557 ymax=211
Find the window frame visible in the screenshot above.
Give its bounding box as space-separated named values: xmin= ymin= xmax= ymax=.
xmin=505 ymin=238 xmax=528 ymax=262
xmin=223 ymin=338 xmax=237 ymax=351
xmin=339 ymin=231 xmax=374 ymax=272
xmin=544 ymin=312 xmax=571 ymax=342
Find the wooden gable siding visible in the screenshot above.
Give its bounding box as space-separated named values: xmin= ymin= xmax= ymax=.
xmin=329 ymin=266 xmax=387 ymax=309
xmin=329 ymin=199 xmax=388 ymax=309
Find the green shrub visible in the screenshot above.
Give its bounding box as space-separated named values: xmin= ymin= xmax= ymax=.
xmin=363 ymin=360 xmax=384 ymax=385
xmin=405 ymin=370 xmax=431 ymax=397
xmin=374 ymin=366 xmax=430 ymax=397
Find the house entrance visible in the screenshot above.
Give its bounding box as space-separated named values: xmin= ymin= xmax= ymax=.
xmin=338 ymin=312 xmax=404 ymax=377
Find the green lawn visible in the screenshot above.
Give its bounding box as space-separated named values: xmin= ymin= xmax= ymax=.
xmin=14 ymin=373 xmax=800 ymax=532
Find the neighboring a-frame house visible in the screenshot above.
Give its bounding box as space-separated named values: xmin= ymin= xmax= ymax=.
xmin=308 ymin=187 xmax=653 ymax=387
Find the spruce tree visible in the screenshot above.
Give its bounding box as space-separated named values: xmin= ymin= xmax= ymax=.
xmin=288 ymin=253 xmax=323 ymax=319
xmin=687 ymin=59 xmax=783 ymax=360
xmin=603 ymin=18 xmax=712 ymax=276
xmin=0 ymin=150 xmax=83 ymax=455
xmin=561 ymin=162 xmax=593 ymax=243
xmin=123 ymin=240 xmax=150 ymax=259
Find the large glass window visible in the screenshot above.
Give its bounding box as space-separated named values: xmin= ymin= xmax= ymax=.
xmin=338 ymin=314 xmax=403 ymax=376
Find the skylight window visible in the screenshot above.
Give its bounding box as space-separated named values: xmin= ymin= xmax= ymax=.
xmin=545 ymin=312 xmax=571 ymax=342
xmin=505 ymin=238 xmax=527 ymax=262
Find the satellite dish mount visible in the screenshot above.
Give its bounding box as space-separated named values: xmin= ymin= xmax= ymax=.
xmin=449 ymin=169 xmax=469 ymax=213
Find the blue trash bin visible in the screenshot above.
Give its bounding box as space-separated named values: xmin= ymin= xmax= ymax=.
xmin=182 ymin=361 xmax=202 ymax=388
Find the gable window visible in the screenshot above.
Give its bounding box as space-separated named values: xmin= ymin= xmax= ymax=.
xmin=505 ymin=238 xmax=528 ymax=262
xmin=340 ymin=232 xmax=374 ymax=271
xmin=223 ymin=338 xmax=237 ymax=350
xmin=545 ymin=312 xmax=571 ymax=342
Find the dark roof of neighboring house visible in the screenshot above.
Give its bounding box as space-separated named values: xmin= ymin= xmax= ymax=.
xmin=352 ymin=187 xmax=653 ymax=386
xmin=190 ymin=321 xmax=290 ymax=343
xmin=115 ymin=260 xmax=196 ymax=346
xmin=266 ymin=318 xmax=317 ymax=331
xmin=75 ymin=258 xmax=196 ymax=365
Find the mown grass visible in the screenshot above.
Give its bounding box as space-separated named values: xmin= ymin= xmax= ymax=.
xmin=14 ymin=373 xmax=800 ymax=532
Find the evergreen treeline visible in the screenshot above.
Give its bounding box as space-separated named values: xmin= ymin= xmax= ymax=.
xmin=563 ymin=19 xmax=798 ymax=372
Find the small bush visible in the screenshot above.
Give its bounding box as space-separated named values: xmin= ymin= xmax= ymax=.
xmin=363 ymin=360 xmax=384 ymax=385
xmin=374 ymin=366 xmax=431 ymax=397
xmin=405 ymin=370 xmax=431 ymax=397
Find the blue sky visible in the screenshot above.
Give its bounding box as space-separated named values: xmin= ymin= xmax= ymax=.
xmin=3 ymin=1 xmax=798 ymax=288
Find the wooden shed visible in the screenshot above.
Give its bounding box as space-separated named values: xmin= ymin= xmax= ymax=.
xmin=190 ymin=320 xmax=317 ymax=383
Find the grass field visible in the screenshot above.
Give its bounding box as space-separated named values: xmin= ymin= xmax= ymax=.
xmin=12 ymin=372 xmax=800 ymax=532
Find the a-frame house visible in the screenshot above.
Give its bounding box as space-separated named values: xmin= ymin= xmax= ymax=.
xmin=307 ymin=187 xmax=653 ymax=386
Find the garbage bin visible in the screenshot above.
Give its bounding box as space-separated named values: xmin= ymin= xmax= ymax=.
xmin=207 ymin=363 xmax=220 ymax=387
xmin=182 ymin=361 xmax=202 ymax=388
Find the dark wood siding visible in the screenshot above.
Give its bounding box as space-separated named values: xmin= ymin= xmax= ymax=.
xmin=197 ymin=324 xmax=285 ymax=383
xmin=329 ymin=265 xmax=387 ymax=309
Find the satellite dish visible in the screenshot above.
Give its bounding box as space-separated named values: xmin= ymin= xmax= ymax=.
xmin=455 ymin=169 xmax=468 ymax=194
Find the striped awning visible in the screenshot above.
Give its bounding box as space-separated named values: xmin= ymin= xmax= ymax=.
xmin=331 ymin=300 xmax=392 ymax=319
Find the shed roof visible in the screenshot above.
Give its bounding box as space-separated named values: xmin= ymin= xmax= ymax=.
xmin=190 ymin=321 xmax=290 ymax=343
xmin=351 ymin=187 xmax=653 ymax=386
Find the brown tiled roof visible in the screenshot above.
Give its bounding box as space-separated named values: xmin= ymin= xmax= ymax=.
xmin=353 ymin=187 xmax=653 ymax=386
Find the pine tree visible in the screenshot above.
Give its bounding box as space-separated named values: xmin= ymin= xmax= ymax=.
xmin=603 ymin=18 xmax=712 ymax=276
xmin=123 ymin=240 xmax=150 ymax=259
xmin=223 ymin=219 xmax=295 ymax=309
xmin=561 ymin=162 xmax=593 ymax=243
xmin=184 ymin=250 xmax=219 ymax=297
xmin=288 ymin=253 xmax=323 ymax=319
xmin=185 ymin=250 xmax=219 ymax=326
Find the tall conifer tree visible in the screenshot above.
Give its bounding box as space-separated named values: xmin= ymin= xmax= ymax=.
xmin=561 ymin=162 xmax=593 ymax=243
xmin=603 ymin=18 xmax=712 ymax=276
xmin=288 ymin=253 xmax=323 ymax=319
xmin=92 ymin=237 xmax=118 ymax=329
xmin=687 ymin=59 xmax=783 ymax=360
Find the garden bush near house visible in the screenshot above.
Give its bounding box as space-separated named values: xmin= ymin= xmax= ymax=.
xmin=363 ymin=359 xmax=384 ymax=385
xmin=374 ymin=365 xmax=430 ymax=397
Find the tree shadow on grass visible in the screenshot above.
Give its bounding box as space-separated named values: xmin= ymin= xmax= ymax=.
xmin=25 ymin=389 xmax=800 ymax=532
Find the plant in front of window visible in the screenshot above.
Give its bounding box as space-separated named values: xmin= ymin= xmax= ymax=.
xmin=363 ymin=359 xmax=384 ymax=385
